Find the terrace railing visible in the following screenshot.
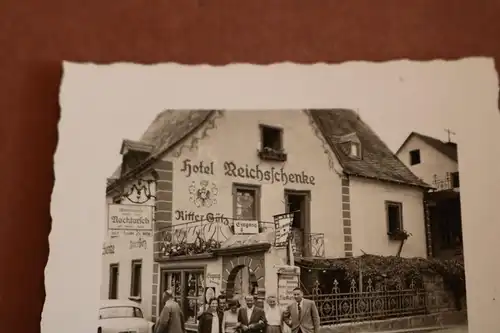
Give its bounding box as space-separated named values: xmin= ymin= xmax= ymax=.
xmin=309 ymin=278 xmax=427 ymax=325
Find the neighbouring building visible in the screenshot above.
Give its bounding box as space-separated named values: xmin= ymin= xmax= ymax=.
xmin=395 ymin=132 xmax=462 ymax=259
xmin=101 ymin=109 xmax=429 ymax=328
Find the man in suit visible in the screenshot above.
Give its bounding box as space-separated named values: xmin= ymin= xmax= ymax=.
xmin=238 ymin=295 xmax=267 ymax=333
xmin=283 ymin=288 xmax=319 ymax=333
xmin=154 ymin=290 xmax=186 ymax=333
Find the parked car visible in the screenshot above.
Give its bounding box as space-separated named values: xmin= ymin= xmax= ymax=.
xmin=98 ymin=299 xmax=155 ymax=333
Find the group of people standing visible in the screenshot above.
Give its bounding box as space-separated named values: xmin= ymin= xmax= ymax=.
xmin=154 ymin=288 xmax=320 ymax=333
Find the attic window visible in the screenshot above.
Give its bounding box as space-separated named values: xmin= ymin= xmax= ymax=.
xmin=261 ymin=125 xmax=283 ymax=151
xmin=258 ymin=125 xmax=287 ymax=162
xmin=409 ymin=149 xmax=421 ymax=165
xmin=350 ymin=142 xmax=361 ymax=158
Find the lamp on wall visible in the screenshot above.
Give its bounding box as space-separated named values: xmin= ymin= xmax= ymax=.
xmin=122 ymin=178 xmax=156 ymax=204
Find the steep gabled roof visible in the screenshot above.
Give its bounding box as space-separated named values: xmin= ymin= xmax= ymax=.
xmin=107 ymin=109 xmax=428 ymax=193
xmin=396 ymin=132 xmax=458 ymax=162
xmin=309 ymin=109 xmax=428 ymax=188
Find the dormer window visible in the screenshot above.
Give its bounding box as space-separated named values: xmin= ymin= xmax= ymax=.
xmin=350 ymin=142 xmax=361 ymax=158
xmin=258 ymin=125 xmax=287 ymax=162
xmin=338 ymin=132 xmax=362 ymax=160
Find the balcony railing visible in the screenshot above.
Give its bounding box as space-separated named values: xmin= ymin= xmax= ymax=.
xmin=292 ymin=228 xmax=325 ymax=258
xmin=432 ymin=171 xmax=460 ymax=191
xmin=159 ymin=220 xmax=325 ymax=258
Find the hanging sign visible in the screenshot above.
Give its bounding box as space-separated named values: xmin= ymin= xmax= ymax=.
xmin=108 ymin=204 xmax=153 ymax=231
xmin=273 ymin=212 xmax=294 ymax=247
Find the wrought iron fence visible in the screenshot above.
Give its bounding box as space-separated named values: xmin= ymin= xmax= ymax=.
xmin=432 ymin=172 xmax=460 ymax=191
xmin=308 ymin=278 xmax=426 ymax=325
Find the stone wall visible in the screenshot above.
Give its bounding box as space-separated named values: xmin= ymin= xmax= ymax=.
xmin=319 ymin=311 xmax=467 ymax=333
xmin=423 ymin=274 xmax=462 ymax=313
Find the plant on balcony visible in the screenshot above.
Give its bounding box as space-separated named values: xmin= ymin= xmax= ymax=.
xmin=162 ymin=235 xmax=221 ymax=257
xmin=258 ymin=147 xmax=287 ymax=162
xmin=388 ymin=229 xmax=411 ymax=241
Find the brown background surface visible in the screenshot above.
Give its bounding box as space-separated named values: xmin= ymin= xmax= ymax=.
xmin=0 ymin=1 xmax=497 ymax=332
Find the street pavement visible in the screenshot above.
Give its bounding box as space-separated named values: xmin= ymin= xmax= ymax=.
xmin=429 ymin=326 xmax=468 ymax=333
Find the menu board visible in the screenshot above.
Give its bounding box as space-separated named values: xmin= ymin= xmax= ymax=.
xmin=277 ymin=274 xmax=299 ymax=311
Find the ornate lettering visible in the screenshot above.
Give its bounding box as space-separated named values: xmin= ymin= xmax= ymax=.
xmin=130 ymin=238 xmax=147 ymax=250
xmin=180 ymin=159 xmax=215 ymax=178
xmin=174 ymin=210 xmax=230 ymax=225
xmin=102 ymin=244 xmax=115 ymax=255
xmin=223 ymin=161 xmax=315 ymax=185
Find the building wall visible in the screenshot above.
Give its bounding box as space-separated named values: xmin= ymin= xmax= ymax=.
xmin=101 ymin=178 xmax=155 ymax=320
xmin=164 ymin=110 xmax=346 ymax=258
xmin=349 ymin=177 xmax=427 ymax=258
xmin=397 ymin=136 xmax=458 ymax=186
xmin=101 ymin=235 xmax=154 ymax=319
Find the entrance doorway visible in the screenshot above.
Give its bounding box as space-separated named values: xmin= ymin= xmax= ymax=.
xmin=285 ymin=190 xmax=310 ymax=257
xmin=232 ymin=266 xmax=259 ymax=297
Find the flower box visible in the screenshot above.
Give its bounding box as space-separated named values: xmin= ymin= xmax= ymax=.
xmin=258 ymin=148 xmax=287 ymax=162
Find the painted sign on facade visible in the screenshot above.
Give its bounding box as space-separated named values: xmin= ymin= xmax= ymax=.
xmin=102 ymin=244 xmax=115 ymax=255
xmin=277 ymin=274 xmax=299 ymax=310
xmin=224 ymin=162 xmax=316 ymax=186
xmin=108 ymin=204 xmax=153 ymax=231
xmin=234 ymin=220 xmax=259 ymax=235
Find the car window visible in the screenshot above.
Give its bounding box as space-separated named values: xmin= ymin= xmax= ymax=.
xmin=99 ymin=306 xmax=144 ymax=319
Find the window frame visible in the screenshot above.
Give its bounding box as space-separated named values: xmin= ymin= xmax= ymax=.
xmin=232 ymin=183 xmax=261 ymax=221
xmin=259 ymin=124 xmax=284 ymax=151
xmin=160 ymin=268 xmax=206 ymax=325
xmin=409 ymin=149 xmax=421 ymax=165
xmin=130 ymin=259 xmax=142 ymax=298
xmin=385 ymin=201 xmax=403 ymax=235
xmin=108 ymin=263 xmax=120 ymax=300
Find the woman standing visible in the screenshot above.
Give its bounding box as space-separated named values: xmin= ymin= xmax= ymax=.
xmin=264 ymin=295 xmax=283 ymax=333
xmin=198 ymin=298 xmax=223 ymax=333
xmin=222 ymin=300 xmax=240 ymax=333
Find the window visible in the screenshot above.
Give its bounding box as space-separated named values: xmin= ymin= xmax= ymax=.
xmin=233 ymin=184 xmax=260 ymax=220
xmin=451 ymin=171 xmax=460 ymax=188
xmin=386 ymin=201 xmax=403 ymax=234
xmin=409 ymin=149 xmax=421 ymax=165
xmin=130 ymin=260 xmax=142 ymax=298
xmin=260 ymin=125 xmax=283 ymax=151
xmin=160 ymin=269 xmax=205 ymax=324
xmin=109 ymin=263 xmax=119 ymax=299
xmin=350 ymin=142 xmax=361 ymax=158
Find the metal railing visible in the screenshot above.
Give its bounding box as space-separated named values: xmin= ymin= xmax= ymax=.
xmin=292 ymin=230 xmax=325 ymax=257
xmin=309 ymin=278 xmax=426 ymax=325
xmin=432 ymin=172 xmax=460 ymax=191
xmin=160 ymin=219 xmax=325 ymax=258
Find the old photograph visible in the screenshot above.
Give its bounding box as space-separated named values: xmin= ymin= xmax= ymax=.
xmin=46 ymin=60 xmax=497 ymax=333
xmin=101 ymin=109 xmax=465 ymax=333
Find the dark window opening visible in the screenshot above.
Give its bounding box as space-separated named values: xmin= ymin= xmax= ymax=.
xmin=109 ymin=264 xmax=119 ymax=299
xmin=451 ymin=172 xmax=460 ymax=188
xmin=286 ymin=194 xmax=306 ymax=229
xmin=386 ymin=202 xmax=403 ymax=234
xmin=409 ymin=149 xmax=421 ymax=165
xmin=130 ymin=260 xmax=142 ymax=297
xmin=261 ymin=125 xmax=283 ymax=151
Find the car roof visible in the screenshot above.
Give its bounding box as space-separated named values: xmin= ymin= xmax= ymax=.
xmin=100 ymin=299 xmax=142 ymax=308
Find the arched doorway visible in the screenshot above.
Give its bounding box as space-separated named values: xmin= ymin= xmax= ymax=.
xmin=221 ymin=254 xmax=266 ymax=301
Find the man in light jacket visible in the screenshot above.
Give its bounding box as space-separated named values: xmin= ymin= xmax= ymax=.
xmin=283 ymin=288 xmax=319 ymax=333
xmin=155 ymin=290 xmax=185 ymax=333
